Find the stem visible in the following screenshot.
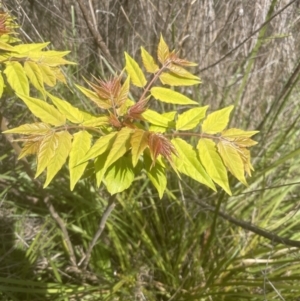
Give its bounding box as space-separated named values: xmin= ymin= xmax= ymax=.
xmin=196 ymin=198 xmax=300 ymax=248
xmin=80 ymin=195 xmax=117 ymax=270
xmin=138 ymin=62 xmax=171 ymax=103
xmin=165 ymin=131 xmax=223 ymax=141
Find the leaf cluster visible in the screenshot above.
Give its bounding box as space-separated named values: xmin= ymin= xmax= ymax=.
xmin=1 ymin=15 xmax=258 ymax=198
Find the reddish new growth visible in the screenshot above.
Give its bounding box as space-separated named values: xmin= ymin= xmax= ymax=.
xmin=89 ymin=77 xmax=121 ymax=101
xmin=126 ymin=99 xmax=148 ymax=121
xmin=0 ymin=13 xmax=11 ymax=35
xmin=148 ymin=132 xmax=177 ymax=165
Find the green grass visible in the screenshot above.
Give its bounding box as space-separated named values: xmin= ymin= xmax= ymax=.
xmin=2 ymin=1 xmax=300 ymax=300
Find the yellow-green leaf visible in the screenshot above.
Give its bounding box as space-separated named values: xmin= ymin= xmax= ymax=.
xmin=80 ymin=132 xmax=117 ymax=163
xmin=124 ymin=52 xmax=147 ymax=88
xmin=75 ymin=84 xmax=111 ymax=109
xmin=17 ymin=93 xmax=66 ymax=126
xmin=35 ymin=132 xmax=59 ymax=178
xmin=94 ymin=153 xmax=107 ymax=187
xmin=141 ymin=46 xmax=159 ymax=73
xmin=44 ymin=131 xmax=72 ymax=188
xmin=149 ymin=111 xmax=176 ymax=133
xmin=116 ymin=75 xmax=130 ymax=107
xmin=0 ymin=35 xmax=20 ymax=44
xmin=159 ymin=72 xmax=201 ymax=86
xmin=176 ymin=106 xmax=208 ymax=130
xmin=224 ymin=136 xmax=258 ymax=147
xmin=39 ymin=64 xmax=56 ymax=87
xmin=16 ymin=51 xmax=75 ymax=66
xmin=0 ymin=40 xmax=18 ymax=52
xmin=217 ymin=140 xmax=247 ymax=186
xmin=144 ymin=154 xmax=167 ymax=199
xmin=157 ymin=35 xmax=170 ymax=65
xmin=142 ymin=109 xmax=171 ymax=127
xmin=171 ymin=138 xmax=216 ymax=191
xmin=168 ymin=64 xmax=200 ymax=80
xmin=197 ymin=139 xmax=231 ymax=195
xmin=222 ymin=128 xmax=259 ymax=138
xmin=13 ymin=42 xmax=49 ymax=54
xmin=18 ymin=140 xmax=41 ymax=159
xmin=105 ymin=157 xmax=135 ymax=195
xmin=151 ymin=87 xmax=198 ymax=105
xmin=24 ymin=61 xmax=45 ymax=96
xmin=3 ymin=122 xmax=51 ymax=135
xmin=47 ymin=93 xmax=84 ymax=124
xmin=202 ymin=106 xmax=234 ymax=134
xmin=69 ymin=131 xmax=92 ymax=190
xmin=0 ymin=72 xmax=4 ymax=98
xmin=81 ymin=116 xmax=109 ymax=127
xmin=52 ymin=67 xmax=67 ymax=84
xmin=4 ymin=61 xmax=29 ymax=95
xmin=104 ymin=127 xmax=132 ymax=170
xmin=131 ymin=129 xmax=149 ymax=167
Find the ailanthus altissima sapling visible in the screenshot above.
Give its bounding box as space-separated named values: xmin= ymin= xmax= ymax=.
xmin=1 ymin=13 xmax=258 ymax=198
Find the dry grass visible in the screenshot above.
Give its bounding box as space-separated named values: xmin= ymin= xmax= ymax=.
xmin=4 ymin=0 xmax=300 ymax=129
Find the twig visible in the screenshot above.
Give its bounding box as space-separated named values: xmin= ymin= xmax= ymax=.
xmin=195 ymin=198 xmax=300 ymax=248
xmin=80 ymin=195 xmax=117 ymax=270
xmin=76 ymin=0 xmax=120 ymax=70
xmin=1 ymin=113 xmax=77 ymax=266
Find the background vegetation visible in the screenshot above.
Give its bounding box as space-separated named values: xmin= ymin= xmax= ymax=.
xmin=1 ymin=0 xmax=300 ymax=300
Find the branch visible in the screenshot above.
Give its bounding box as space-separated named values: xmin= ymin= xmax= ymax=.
xmin=76 ymin=0 xmax=120 ymax=70
xmin=195 ymin=198 xmax=300 ymax=248
xmin=79 ymin=195 xmax=117 ymax=270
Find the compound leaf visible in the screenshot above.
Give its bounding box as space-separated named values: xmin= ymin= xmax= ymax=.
xmin=35 ymin=132 xmax=58 ymax=178
xmin=141 ymin=46 xmax=159 ymax=73
xmin=144 ymin=154 xmax=167 ymax=199
xmin=105 ymin=157 xmax=135 ymax=195
xmin=80 ymin=116 xmax=109 ymax=127
xmin=142 ymin=109 xmax=171 ymax=127
xmin=151 ymin=87 xmax=198 ymax=105
xmin=104 ymin=127 xmax=132 ymax=170
xmin=176 ymin=106 xmax=208 ymax=131
xmin=0 ymin=40 xmax=18 ymax=52
xmin=217 ymin=140 xmax=247 ymax=186
xmin=171 ymin=138 xmax=216 ymax=191
xmin=159 ymin=72 xmax=201 ymax=86
xmin=69 ymin=131 xmax=92 ymax=190
xmin=222 ymin=128 xmax=259 ymax=138
xmin=197 ymin=138 xmax=231 ymax=195
xmin=44 ymin=131 xmax=72 ymax=188
xmin=39 ymin=64 xmax=56 ymax=87
xmin=157 ymin=35 xmax=170 ymax=65
xmin=18 ymin=140 xmax=41 ymax=159
xmin=202 ymin=105 xmax=233 ymax=134
xmin=95 ymin=153 xmax=107 ymax=187
xmin=24 ymin=61 xmax=45 ymax=97
xmin=168 ymin=64 xmax=200 ymax=80
xmin=4 ymin=61 xmax=29 ymax=95
xmin=13 ymin=42 xmax=49 ymax=54
xmin=75 ymin=84 xmax=111 ymax=109
xmin=4 ymin=122 xmax=51 ymax=135
xmin=17 ymin=93 xmax=66 ymax=126
xmin=80 ymin=132 xmax=117 ymax=163
xmin=47 ymin=93 xmax=84 ymax=124
xmin=124 ymin=52 xmax=147 ymax=88
xmin=131 ymin=129 xmax=149 ymax=167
